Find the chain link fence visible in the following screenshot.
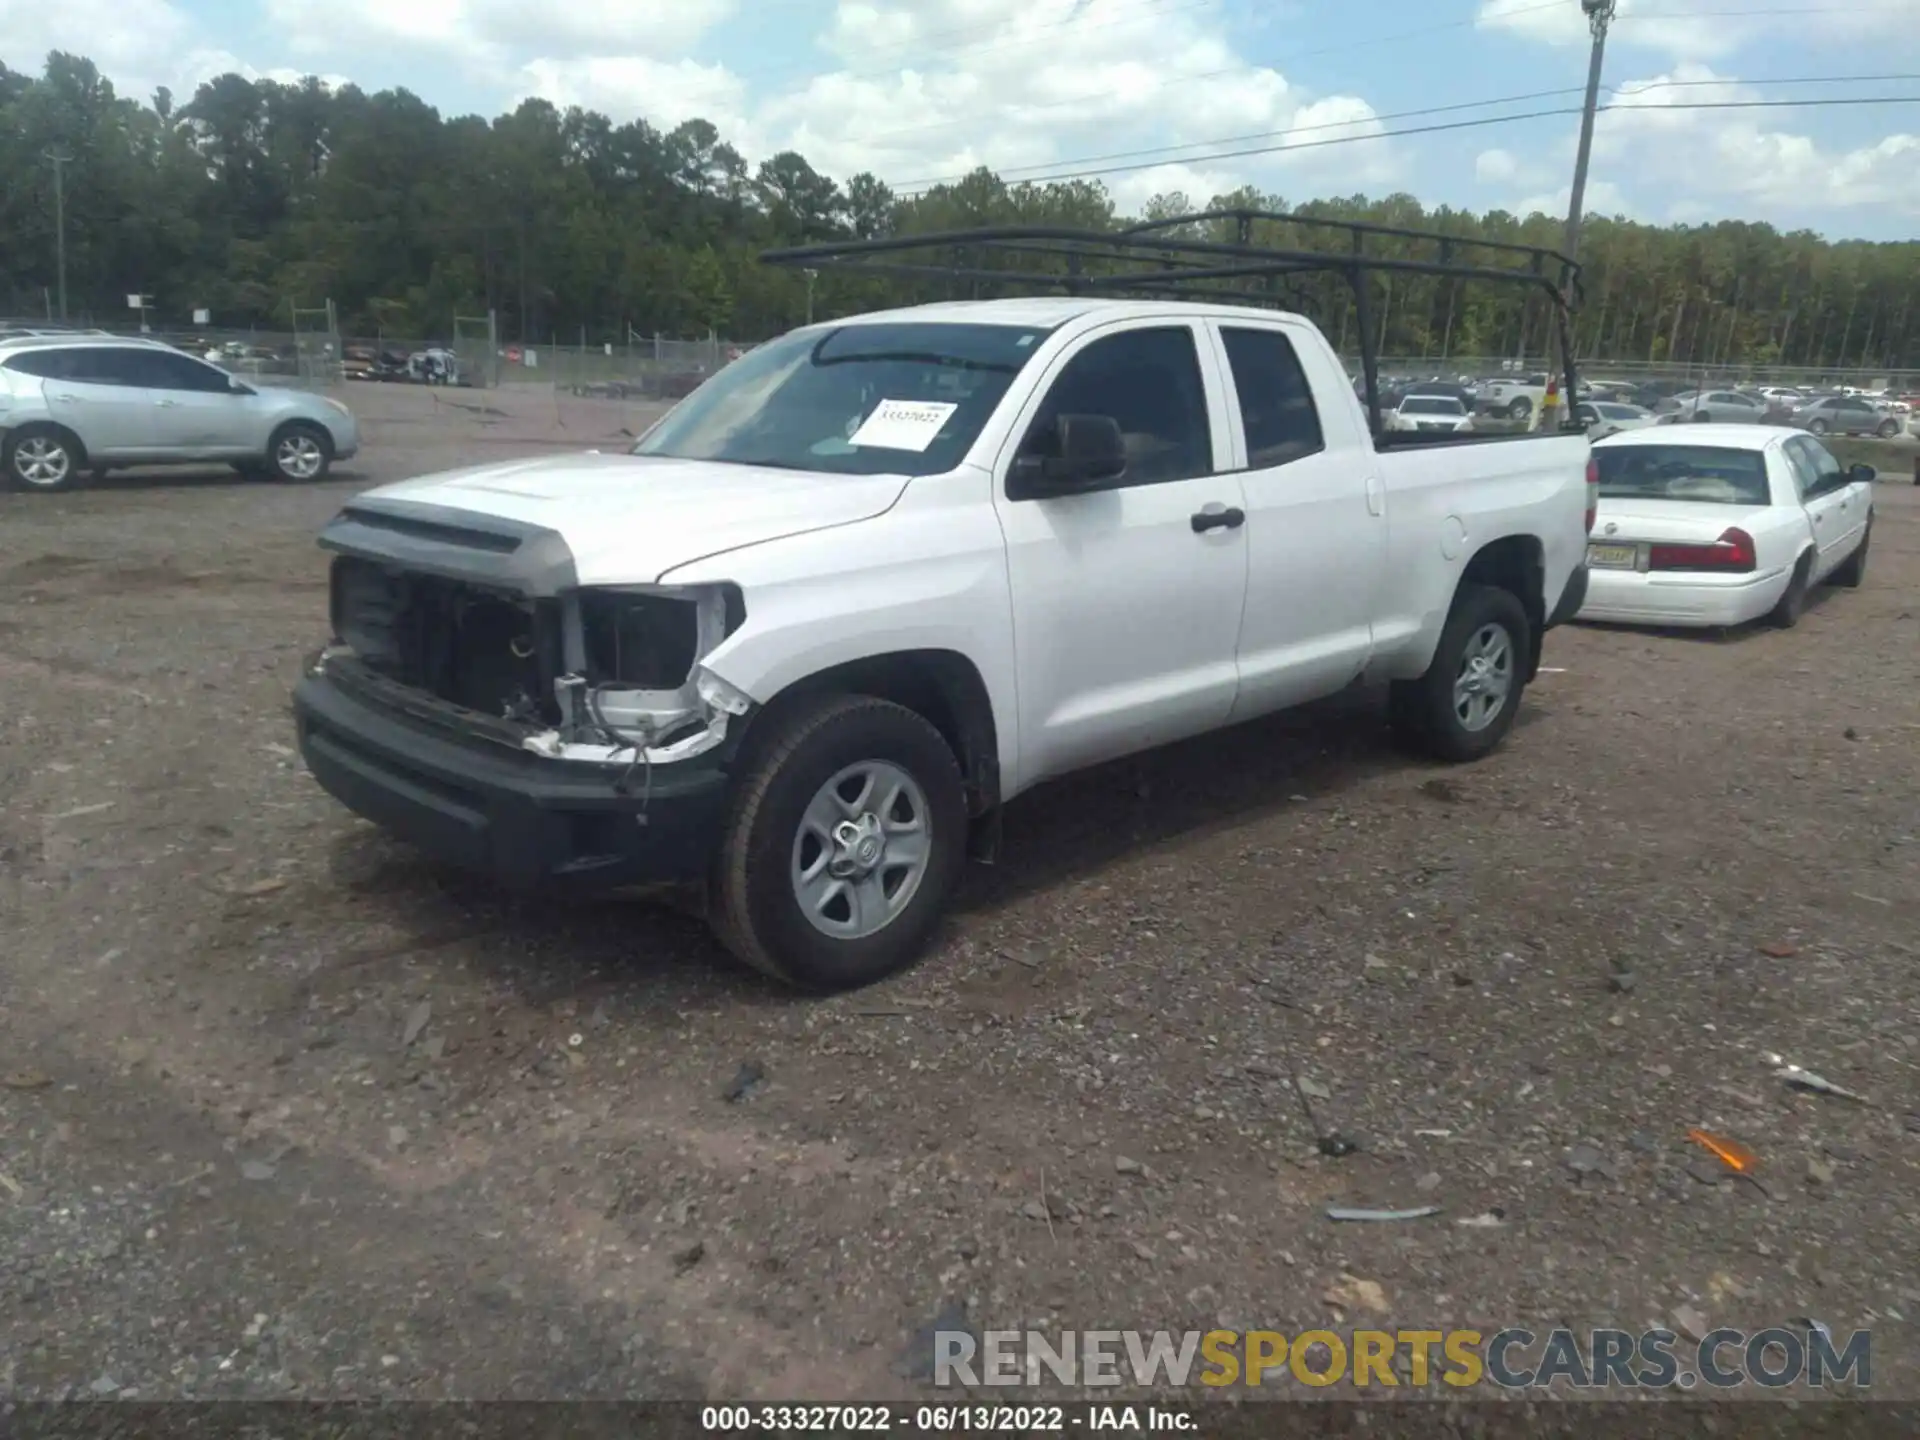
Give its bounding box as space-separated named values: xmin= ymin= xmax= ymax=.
xmin=1371 ymin=354 xmax=1920 ymax=390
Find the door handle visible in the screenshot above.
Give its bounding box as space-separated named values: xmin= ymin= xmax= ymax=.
xmin=1191 ymin=504 xmax=1245 ymax=534
xmin=51 ymin=392 xmax=79 ymax=401
xmin=156 ymin=398 xmax=179 ymax=407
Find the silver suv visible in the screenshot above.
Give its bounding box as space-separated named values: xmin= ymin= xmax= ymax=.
xmin=0 ymin=336 xmax=360 ymax=492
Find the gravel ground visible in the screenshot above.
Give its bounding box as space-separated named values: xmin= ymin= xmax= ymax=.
xmin=2 ymin=382 xmax=1916 ymax=1405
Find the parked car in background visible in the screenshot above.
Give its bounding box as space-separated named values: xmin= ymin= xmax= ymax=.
xmin=0 ymin=334 xmax=359 ymax=491
xmin=1576 ymin=400 xmax=1657 ymax=438
xmin=1579 ymin=426 xmax=1872 ymax=630
xmin=1791 ymin=393 xmax=1901 ymax=438
xmin=1628 ymin=378 xmax=1693 ymax=411
xmin=1386 ymin=394 xmax=1475 ymax=433
xmin=1660 ymin=389 xmax=1767 ymax=424
xmin=1475 ymin=372 xmax=1550 ymax=421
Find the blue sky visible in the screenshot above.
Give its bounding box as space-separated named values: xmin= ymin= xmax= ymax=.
xmin=8 ymin=0 xmax=1920 ymax=238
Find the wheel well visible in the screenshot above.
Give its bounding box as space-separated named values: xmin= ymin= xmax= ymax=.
xmin=269 ymin=418 xmax=332 ymax=451
xmin=7 ymin=420 xmax=88 ymax=466
xmin=1459 ymin=535 xmax=1546 ymax=680
xmin=748 ymin=650 xmax=1001 ymax=816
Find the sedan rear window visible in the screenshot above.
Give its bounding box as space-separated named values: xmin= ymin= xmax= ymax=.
xmin=1596 ymin=445 xmax=1770 ymax=506
xmin=1400 ymin=396 xmax=1465 ymax=415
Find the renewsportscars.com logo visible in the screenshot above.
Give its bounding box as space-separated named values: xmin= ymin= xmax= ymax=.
xmin=933 ymin=1326 xmax=1870 ymax=1391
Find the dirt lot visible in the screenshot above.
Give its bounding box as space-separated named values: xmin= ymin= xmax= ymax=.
xmin=2 ymin=382 xmax=1916 ymax=1404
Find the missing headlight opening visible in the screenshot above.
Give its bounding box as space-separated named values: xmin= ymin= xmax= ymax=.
xmin=547 ymin=584 xmax=741 ymax=764
xmin=324 ymin=558 xmax=744 ymax=766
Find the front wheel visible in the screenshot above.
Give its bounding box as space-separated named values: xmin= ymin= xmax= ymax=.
xmin=1877 ymin=419 xmax=1899 ymax=439
xmin=267 ymin=422 xmax=333 ymax=482
xmin=1389 ymin=584 xmax=1531 ymax=763
xmin=1808 ymin=418 xmax=1830 ymax=436
xmin=709 ymin=694 xmax=968 ymax=991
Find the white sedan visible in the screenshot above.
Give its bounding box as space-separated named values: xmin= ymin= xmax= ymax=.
xmin=1578 ymin=425 xmax=1874 ymax=629
xmin=1576 ymin=399 xmax=1657 ymax=438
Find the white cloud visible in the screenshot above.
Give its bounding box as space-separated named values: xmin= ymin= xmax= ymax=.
xmin=262 ymin=0 xmax=734 ymax=67
xmin=1500 ymin=63 xmax=1920 ymax=222
xmin=700 ymin=0 xmax=1400 ymax=209
xmin=1478 ymin=0 xmax=1920 ymax=60
xmin=0 ymin=0 xmax=194 ymax=98
xmin=519 ymin=55 xmax=750 ymax=138
xmin=1476 ymin=147 xmax=1520 ymax=183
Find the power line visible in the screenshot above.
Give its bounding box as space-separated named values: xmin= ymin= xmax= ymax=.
xmin=903 ymin=71 xmax=1920 ymax=187
xmin=891 ymin=92 xmax=1920 ymax=194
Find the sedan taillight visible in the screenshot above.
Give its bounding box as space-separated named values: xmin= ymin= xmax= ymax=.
xmin=1648 ymin=527 xmax=1757 ymax=573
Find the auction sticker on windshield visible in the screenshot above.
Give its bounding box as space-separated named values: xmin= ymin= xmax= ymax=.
xmin=1587 ymin=543 xmax=1637 ymax=569
xmin=850 ymin=399 xmax=959 ymax=452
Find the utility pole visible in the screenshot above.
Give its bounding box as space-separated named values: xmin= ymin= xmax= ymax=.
xmin=1564 ymin=0 xmax=1616 ymax=266
xmin=44 ymin=147 xmax=73 ymax=321
xmin=1544 ymin=0 xmax=1615 ymax=429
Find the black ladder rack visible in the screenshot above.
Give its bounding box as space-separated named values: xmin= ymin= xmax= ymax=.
xmin=762 ymin=208 xmax=1583 ymax=438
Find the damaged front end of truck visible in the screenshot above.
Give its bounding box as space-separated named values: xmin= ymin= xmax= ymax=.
xmin=308 ymin=497 xmax=755 ymax=778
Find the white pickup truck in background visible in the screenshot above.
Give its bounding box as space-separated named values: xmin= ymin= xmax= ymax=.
xmin=1476 ymin=372 xmax=1551 ymax=421
xmin=296 ymin=296 xmax=1594 ymax=990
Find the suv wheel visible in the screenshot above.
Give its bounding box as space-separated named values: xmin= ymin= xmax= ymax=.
xmin=3 ymin=425 xmax=83 ymax=492
xmin=1390 ymin=584 xmax=1531 ymax=763
xmin=268 ymin=422 xmax=333 ymax=482
xmin=710 ymin=694 xmax=968 ymax=991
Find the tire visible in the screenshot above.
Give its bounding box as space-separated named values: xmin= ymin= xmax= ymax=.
xmin=1506 ymin=398 xmax=1532 ymax=421
xmin=3 ymin=423 xmax=84 ymax=492
xmin=266 ymin=421 xmax=333 ymax=482
xmin=709 ymin=694 xmax=968 ymax=992
xmin=1808 ymin=418 xmax=1830 ymax=437
xmin=1768 ymin=555 xmax=1812 ymax=628
xmin=1877 ymin=419 xmax=1898 ymax=439
xmin=1829 ymin=523 xmax=1869 ymax=589
xmin=1693 ymin=410 xmax=1713 ymax=423
xmin=1389 ymin=583 xmax=1531 ymax=764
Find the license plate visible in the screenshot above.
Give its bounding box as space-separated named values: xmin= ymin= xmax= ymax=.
xmin=1587 ymin=543 xmax=1638 ymax=569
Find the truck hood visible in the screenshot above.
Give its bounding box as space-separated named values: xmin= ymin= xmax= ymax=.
xmin=362 ymin=452 xmax=911 ymax=584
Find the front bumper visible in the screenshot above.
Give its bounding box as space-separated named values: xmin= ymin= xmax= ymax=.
xmin=294 ymin=666 xmax=731 ymax=891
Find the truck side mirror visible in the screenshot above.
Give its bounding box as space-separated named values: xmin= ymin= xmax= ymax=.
xmin=1012 ymin=413 xmax=1128 ymax=497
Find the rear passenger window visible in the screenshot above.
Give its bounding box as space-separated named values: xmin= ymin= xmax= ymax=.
xmin=1 ymin=350 xmax=73 ymax=379
xmin=1220 ymin=327 xmax=1325 ymax=469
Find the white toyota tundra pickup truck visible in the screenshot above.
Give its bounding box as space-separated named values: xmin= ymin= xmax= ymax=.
xmin=295 ymin=296 xmax=1594 ymax=989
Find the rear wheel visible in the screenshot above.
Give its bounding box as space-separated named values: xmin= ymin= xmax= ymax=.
xmin=1505 ymin=398 xmax=1532 ymax=422
xmin=1769 ymin=555 xmax=1812 ymax=627
xmin=709 ymin=694 xmax=968 ymax=991
xmin=1829 ymin=523 xmax=1870 ymax=589
xmin=1389 ymin=584 xmax=1531 ymax=764
xmin=3 ymin=424 xmax=83 ymax=492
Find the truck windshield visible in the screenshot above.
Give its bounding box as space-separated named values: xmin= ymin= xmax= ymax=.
xmin=1596 ymin=445 xmax=1770 ymax=505
xmin=632 ymin=321 xmax=1050 ymax=476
